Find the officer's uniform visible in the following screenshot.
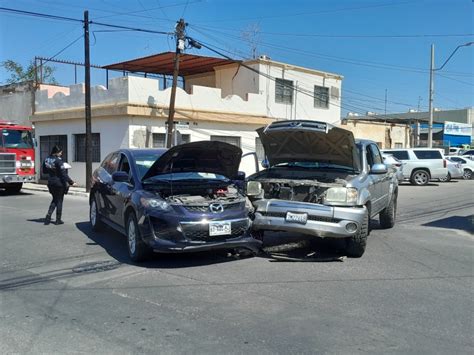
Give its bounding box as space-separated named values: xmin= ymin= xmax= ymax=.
xmin=42 ymin=155 xmax=74 ymax=223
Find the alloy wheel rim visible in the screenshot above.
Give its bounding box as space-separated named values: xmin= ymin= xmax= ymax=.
xmin=128 ymin=221 xmax=136 ymax=254
xmin=415 ymin=172 xmax=428 ymax=184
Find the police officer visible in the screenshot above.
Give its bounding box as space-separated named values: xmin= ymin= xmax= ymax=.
xmin=42 ymin=145 xmax=77 ymax=225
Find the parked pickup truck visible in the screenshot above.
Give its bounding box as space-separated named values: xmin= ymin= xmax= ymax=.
xmin=247 ymin=120 xmax=398 ymax=257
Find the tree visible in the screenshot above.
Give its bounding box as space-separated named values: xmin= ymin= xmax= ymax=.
xmin=0 ymin=59 xmax=57 ymax=85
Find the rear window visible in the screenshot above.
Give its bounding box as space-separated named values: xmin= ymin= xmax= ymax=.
xmin=389 ymin=150 xmax=409 ymax=160
xmin=413 ymin=150 xmax=442 ymax=159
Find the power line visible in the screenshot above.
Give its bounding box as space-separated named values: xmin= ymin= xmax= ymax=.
xmin=437 ymin=73 xmax=474 ymax=87
xmin=192 ymin=24 xmax=474 ymax=39
xmin=187 ymin=37 xmax=420 ymax=122
xmin=41 ymin=34 xmax=84 ymax=66
xmin=193 ymin=1 xmax=413 ymax=24
xmin=0 ymin=7 xmax=173 ymax=35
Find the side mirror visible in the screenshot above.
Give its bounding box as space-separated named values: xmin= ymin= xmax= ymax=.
xmin=370 ymin=163 xmax=388 ymax=174
xmin=112 ymin=171 xmax=129 ymax=182
xmin=236 ymin=171 xmax=246 ymax=181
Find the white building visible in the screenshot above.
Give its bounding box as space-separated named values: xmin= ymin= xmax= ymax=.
xmin=32 ymin=53 xmax=343 ymax=185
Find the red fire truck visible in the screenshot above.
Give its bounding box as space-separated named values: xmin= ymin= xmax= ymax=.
xmin=0 ymin=120 xmax=36 ymax=193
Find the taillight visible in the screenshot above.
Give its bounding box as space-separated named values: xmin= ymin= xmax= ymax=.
xmin=443 ymin=159 xmax=447 ymax=168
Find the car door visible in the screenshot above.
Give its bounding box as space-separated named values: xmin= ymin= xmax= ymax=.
xmin=108 ymin=153 xmax=134 ymax=226
xmin=370 ymin=144 xmax=390 ymax=209
xmin=366 ymin=144 xmax=384 ymax=215
xmin=96 ymin=152 xmax=120 ymax=221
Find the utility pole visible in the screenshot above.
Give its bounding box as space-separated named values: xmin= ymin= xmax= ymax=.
xmin=84 ymin=10 xmax=92 ymax=191
xmin=166 ymin=18 xmax=186 ymax=148
xmin=384 ymin=89 xmax=387 ymax=115
xmin=427 ymin=44 xmax=434 ymax=148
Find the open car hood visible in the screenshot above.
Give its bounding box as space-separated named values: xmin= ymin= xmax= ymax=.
xmin=257 ymin=120 xmax=360 ymax=170
xmin=141 ymin=141 xmax=243 ymax=181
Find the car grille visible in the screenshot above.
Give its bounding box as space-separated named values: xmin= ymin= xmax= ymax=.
xmin=184 ymin=202 xmax=244 ymax=213
xmin=181 ymin=219 xmax=249 ymax=242
xmin=258 ymin=211 xmax=340 ymax=223
xmin=0 ymin=153 xmax=16 ymax=175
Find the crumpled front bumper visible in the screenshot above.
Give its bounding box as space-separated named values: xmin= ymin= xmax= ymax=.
xmin=138 ymin=213 xmax=261 ymax=254
xmin=252 ymin=199 xmax=368 ymax=239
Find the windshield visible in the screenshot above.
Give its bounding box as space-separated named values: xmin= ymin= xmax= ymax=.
xmin=144 ymin=172 xmax=227 ymax=183
xmin=1 ymin=129 xmax=34 ymax=149
xmin=133 ymin=153 xmax=163 ymax=179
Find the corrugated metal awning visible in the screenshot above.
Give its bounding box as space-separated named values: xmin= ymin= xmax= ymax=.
xmin=103 ymin=52 xmax=239 ymax=76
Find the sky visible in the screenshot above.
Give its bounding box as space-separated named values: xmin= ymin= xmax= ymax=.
xmin=0 ymin=0 xmax=473 ymax=117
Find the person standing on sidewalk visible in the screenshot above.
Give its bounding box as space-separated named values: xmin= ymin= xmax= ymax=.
xmin=42 ymin=145 xmax=77 ymax=225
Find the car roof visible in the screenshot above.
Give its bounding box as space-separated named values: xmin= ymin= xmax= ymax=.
xmin=355 ymin=139 xmax=376 ymax=146
xmin=118 ymin=148 xmax=167 ymax=157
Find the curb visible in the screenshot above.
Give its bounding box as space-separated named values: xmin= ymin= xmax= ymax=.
xmin=22 ymin=184 xmax=89 ymax=198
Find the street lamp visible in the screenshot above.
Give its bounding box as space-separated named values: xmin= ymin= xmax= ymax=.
xmin=427 ymin=42 xmax=473 ymax=148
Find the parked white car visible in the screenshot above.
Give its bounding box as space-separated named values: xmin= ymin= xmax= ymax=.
xmin=440 ymin=160 xmax=463 ymax=182
xmin=446 ymin=156 xmax=474 ymax=180
xmin=382 ymin=153 xmax=404 ymax=182
xmin=381 ymin=148 xmax=448 ymax=186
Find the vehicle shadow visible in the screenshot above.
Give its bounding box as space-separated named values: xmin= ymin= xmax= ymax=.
xmin=0 ymin=190 xmax=34 ymax=197
xmin=422 ymin=215 xmax=474 ymax=233
xmin=75 ymin=222 xmax=249 ymax=268
xmin=260 ymin=232 xmax=347 ymax=261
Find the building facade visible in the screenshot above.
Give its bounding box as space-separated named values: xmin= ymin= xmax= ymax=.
xmin=32 ymin=55 xmax=344 ymax=185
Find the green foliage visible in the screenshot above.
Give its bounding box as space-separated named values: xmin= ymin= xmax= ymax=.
xmin=0 ymin=59 xmax=58 ymax=85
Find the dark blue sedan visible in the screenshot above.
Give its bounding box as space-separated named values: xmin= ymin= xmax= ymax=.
xmin=89 ymin=141 xmax=261 ymax=262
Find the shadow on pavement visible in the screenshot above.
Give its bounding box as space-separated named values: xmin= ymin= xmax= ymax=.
xmin=422 ymin=215 xmax=474 ymax=233
xmin=75 ymin=221 xmax=249 ymax=269
xmin=0 ymin=190 xmax=34 ymax=197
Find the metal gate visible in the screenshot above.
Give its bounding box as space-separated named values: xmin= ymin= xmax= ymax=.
xmin=39 ymin=135 xmax=68 ymax=180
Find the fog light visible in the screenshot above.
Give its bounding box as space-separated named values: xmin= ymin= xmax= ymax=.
xmin=3 ymin=176 xmax=12 ymax=183
xmin=345 ymin=222 xmax=358 ymax=233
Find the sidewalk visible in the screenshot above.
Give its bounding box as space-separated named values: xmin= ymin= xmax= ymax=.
xmin=23 ymin=183 xmax=89 ymax=197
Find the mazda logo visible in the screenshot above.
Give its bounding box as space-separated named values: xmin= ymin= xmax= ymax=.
xmin=209 ymin=203 xmax=224 ymax=213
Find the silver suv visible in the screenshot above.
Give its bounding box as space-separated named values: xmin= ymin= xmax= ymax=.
xmin=381 ymin=148 xmax=448 ymax=186
xmin=247 ymin=120 xmax=398 ymax=258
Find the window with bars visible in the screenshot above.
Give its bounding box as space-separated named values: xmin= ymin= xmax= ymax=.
xmin=152 ymin=133 xmax=190 ymax=147
xmin=275 ymin=78 xmax=294 ymax=104
xmin=210 ymin=135 xmax=241 ymax=148
xmin=39 ymin=135 xmax=68 ymax=180
xmin=74 ymin=133 xmax=101 ymax=162
xmin=314 ymin=85 xmax=329 ymax=108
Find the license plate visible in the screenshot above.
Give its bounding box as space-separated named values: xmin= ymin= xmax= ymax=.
xmin=285 ymin=212 xmax=308 ymax=224
xmin=209 ymin=221 xmax=232 ymax=236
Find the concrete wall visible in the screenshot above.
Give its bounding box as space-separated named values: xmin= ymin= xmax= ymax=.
xmin=36 ymin=76 xmax=267 ymax=117
xmin=342 ymin=120 xmax=411 ymax=149
xmin=256 ymin=61 xmax=342 ymax=123
xmin=33 ymin=116 xmax=130 ymax=185
xmin=0 ymin=90 xmax=32 ymax=126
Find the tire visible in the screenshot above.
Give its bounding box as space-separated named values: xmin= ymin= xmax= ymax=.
xmin=379 ymin=194 xmax=397 ymax=229
xmin=90 ymin=195 xmax=105 ymax=231
xmin=5 ymin=183 xmax=22 ymax=194
xmin=439 ymin=173 xmax=451 ymax=182
xmin=126 ymin=213 xmax=151 ymax=263
xmin=463 ymin=169 xmax=472 ymax=180
xmin=346 ymin=210 xmax=368 ymax=258
xmin=410 ymin=170 xmax=430 ymax=186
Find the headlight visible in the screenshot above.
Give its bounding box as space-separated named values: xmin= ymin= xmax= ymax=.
xmin=246 ymin=181 xmax=262 ymax=196
xmin=324 ymin=187 xmax=358 ymax=204
xmin=140 ymin=197 xmax=170 ymax=210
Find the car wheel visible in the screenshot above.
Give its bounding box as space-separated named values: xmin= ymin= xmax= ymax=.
xmin=90 ymin=196 xmax=105 ymax=231
xmin=410 ymin=170 xmax=430 ymax=186
xmin=463 ymin=169 xmax=472 ymax=180
xmin=126 ymin=213 xmax=151 ymax=262
xmin=379 ymin=194 xmax=397 ymax=229
xmin=345 ymin=210 xmax=368 ymax=258
xmin=5 ymin=183 xmax=22 ymax=194
xmin=439 ymin=173 xmax=451 ymax=182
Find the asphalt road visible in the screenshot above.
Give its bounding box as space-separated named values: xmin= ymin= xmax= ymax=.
xmin=1 ymin=181 xmax=473 ymax=354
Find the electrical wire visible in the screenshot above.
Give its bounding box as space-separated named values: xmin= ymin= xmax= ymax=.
xmin=41 ymin=34 xmax=84 ymax=66
xmin=192 ymin=1 xmax=414 ymax=24
xmin=192 ymin=23 xmax=474 ymax=39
